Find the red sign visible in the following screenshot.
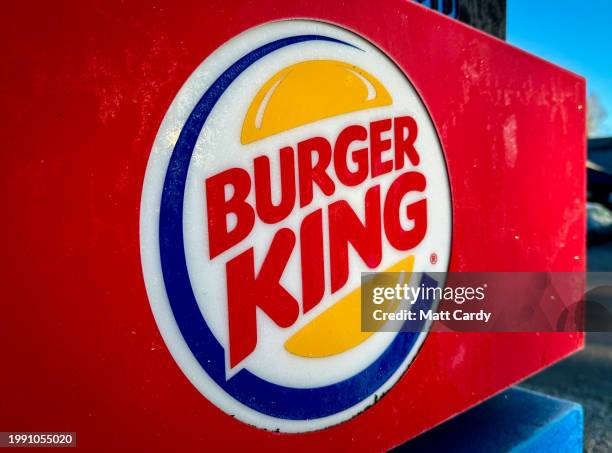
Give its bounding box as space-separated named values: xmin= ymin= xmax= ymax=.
xmin=0 ymin=0 xmax=585 ymax=451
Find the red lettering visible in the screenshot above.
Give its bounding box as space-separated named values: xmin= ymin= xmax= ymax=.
xmin=370 ymin=118 xmax=393 ymax=177
xmin=206 ymin=168 xmax=254 ymax=259
xmin=226 ymin=229 xmax=299 ymax=368
xmin=333 ymin=125 xmax=369 ymax=186
xmin=298 ymin=137 xmax=335 ymax=207
xmin=254 ymin=147 xmax=296 ymax=224
xmin=211 ymin=115 xmax=432 ymax=366
xmin=329 ymin=185 xmax=382 ymax=293
xmin=384 ymin=171 xmax=427 ymax=250
xmin=300 ymin=209 xmax=325 ymax=313
xmin=394 ymin=116 xmax=420 ymax=169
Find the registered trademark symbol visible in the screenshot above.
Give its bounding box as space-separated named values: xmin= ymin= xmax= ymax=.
xmin=430 ymin=253 xmax=438 ymax=265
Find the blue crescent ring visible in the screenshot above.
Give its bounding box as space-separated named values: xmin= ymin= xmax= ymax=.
xmin=158 ymin=34 xmax=437 ymax=420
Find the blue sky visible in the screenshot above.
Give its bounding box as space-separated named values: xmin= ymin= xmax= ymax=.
xmin=507 ymin=0 xmax=612 ymax=137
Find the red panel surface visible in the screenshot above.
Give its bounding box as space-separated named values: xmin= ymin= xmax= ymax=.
xmin=0 ymin=1 xmax=585 ymax=451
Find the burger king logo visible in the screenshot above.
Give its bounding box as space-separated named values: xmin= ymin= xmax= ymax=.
xmin=140 ymin=20 xmax=451 ymax=432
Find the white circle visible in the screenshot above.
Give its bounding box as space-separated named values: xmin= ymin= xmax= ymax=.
xmin=140 ymin=19 xmax=451 ymax=432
